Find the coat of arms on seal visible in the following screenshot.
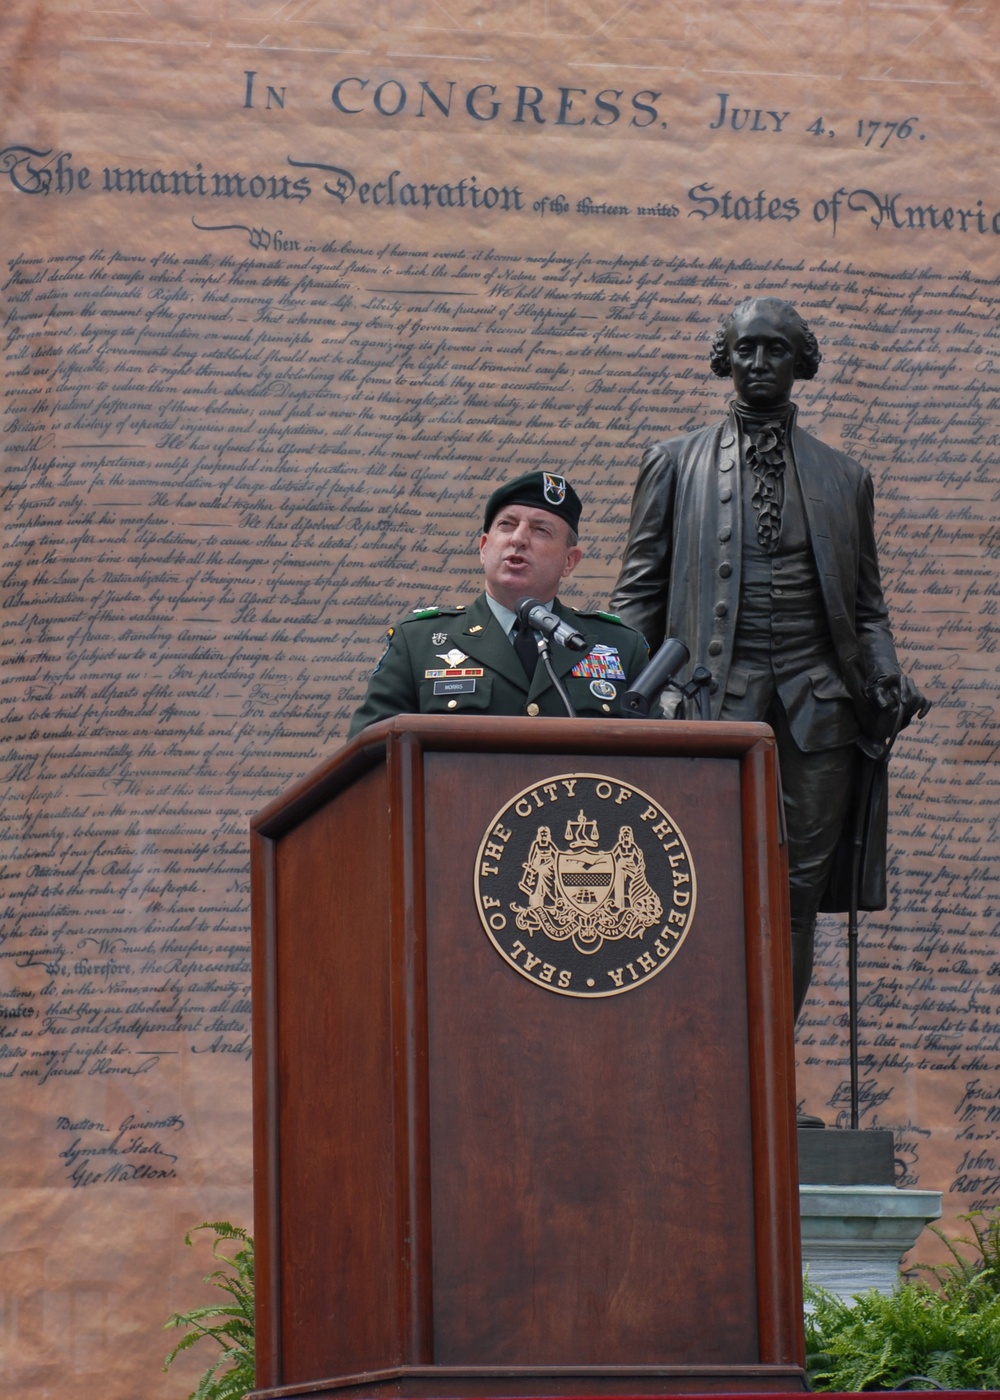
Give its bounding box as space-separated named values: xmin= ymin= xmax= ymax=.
xmin=474 ymin=773 xmax=696 ymax=998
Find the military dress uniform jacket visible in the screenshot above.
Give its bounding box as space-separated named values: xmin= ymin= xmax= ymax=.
xmin=610 ymin=405 xmax=900 ymax=745
xmin=348 ymin=593 xmax=649 ymax=738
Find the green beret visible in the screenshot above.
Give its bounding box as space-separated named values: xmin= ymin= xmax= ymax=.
xmin=483 ymin=471 xmax=582 ymax=533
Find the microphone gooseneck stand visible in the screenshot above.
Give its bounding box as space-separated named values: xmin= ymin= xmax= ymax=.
xmin=537 ymin=635 xmax=576 ymax=718
xmin=515 ymin=597 xmax=588 ymax=720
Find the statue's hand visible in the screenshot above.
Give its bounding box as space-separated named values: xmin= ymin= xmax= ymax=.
xmin=898 ymin=672 xmax=932 ymax=726
xmin=866 ymin=673 xmax=931 ymax=730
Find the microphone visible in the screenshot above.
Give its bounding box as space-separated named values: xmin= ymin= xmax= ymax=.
xmin=621 ymin=637 xmax=690 ymax=717
xmin=515 ymin=598 xmax=588 ymax=652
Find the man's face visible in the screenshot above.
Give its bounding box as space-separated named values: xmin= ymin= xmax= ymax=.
xmin=726 ymin=303 xmax=800 ymax=409
xmin=480 ymin=504 xmax=582 ymax=611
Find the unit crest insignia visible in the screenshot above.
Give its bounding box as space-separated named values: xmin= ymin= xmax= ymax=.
xmin=474 ymin=773 xmax=696 ymax=998
xmin=543 ymin=472 xmax=567 ymax=505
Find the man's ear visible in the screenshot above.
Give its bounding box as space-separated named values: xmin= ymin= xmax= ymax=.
xmin=562 ymin=546 xmax=583 ymax=580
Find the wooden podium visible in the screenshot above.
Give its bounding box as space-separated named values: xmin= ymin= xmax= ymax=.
xmin=249 ymin=716 xmax=806 ymax=1399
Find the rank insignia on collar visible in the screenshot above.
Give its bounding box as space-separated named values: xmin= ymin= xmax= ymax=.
xmin=432 ymin=632 xmax=448 ymax=645
xmin=437 ymin=648 xmax=469 ymax=668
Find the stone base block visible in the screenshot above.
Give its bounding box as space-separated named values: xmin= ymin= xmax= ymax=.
xmin=800 ymin=1184 xmax=943 ymax=1301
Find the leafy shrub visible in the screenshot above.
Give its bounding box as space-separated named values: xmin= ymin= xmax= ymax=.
xmin=921 ymin=1206 xmax=1000 ymax=1305
xmin=161 ymin=1210 xmax=1000 ymax=1395
xmin=164 ymin=1221 xmax=255 ymax=1400
xmin=806 ymin=1207 xmax=1000 ymax=1391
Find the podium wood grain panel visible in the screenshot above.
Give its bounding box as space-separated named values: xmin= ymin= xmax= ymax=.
xmin=423 ymin=751 xmax=754 ymax=1365
xmin=250 ymin=717 xmax=805 ymax=1396
xmin=274 ymin=761 xmax=402 ymax=1379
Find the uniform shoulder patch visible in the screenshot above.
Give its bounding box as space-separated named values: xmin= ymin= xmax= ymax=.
xmin=575 ymin=609 xmax=647 ymax=650
xmin=403 ymin=605 xmax=466 ymax=623
xmin=577 ymin=608 xmax=626 ymax=625
xmin=372 ymin=627 xmax=395 ymax=674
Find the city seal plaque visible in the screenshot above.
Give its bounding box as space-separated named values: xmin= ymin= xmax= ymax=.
xmin=474 ymin=772 xmax=697 ymax=998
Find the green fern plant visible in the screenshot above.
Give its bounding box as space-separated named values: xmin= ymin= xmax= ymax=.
xmin=805 ymin=1205 xmax=1000 ymax=1391
xmin=164 ymin=1221 xmax=255 ymax=1400
xmin=161 ymin=1210 xmax=1000 ymax=1395
xmin=805 ymin=1277 xmax=1000 ymax=1390
xmin=919 ymin=1207 xmax=1000 ymax=1305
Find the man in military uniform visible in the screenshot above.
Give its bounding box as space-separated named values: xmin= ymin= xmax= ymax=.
xmin=349 ymin=471 xmax=648 ymax=737
xmin=611 ymin=297 xmax=927 ymax=1045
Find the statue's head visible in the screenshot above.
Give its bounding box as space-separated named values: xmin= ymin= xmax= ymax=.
xmin=709 ymin=298 xmax=821 ymax=409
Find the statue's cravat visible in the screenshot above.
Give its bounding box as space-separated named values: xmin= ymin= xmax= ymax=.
xmin=743 ymin=415 xmax=789 ymax=555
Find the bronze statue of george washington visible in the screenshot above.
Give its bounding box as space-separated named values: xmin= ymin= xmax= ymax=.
xmin=611 ymin=297 xmax=927 ymax=1117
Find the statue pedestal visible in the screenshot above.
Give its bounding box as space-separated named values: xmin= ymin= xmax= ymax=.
xmin=800 ymin=1184 xmax=942 ymax=1301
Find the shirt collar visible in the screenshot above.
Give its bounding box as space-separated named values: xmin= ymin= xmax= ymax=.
xmin=732 ymin=399 xmax=796 ymax=430
xmin=485 ymin=593 xmax=555 ymax=638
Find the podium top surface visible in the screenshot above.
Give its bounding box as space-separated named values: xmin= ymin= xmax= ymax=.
xmin=251 ymin=715 xmax=776 ymax=838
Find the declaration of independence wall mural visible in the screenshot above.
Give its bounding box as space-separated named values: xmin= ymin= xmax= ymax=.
xmin=2 ymin=2 xmax=999 ymax=1395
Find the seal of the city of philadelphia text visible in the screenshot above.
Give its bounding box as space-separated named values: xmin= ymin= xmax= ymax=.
xmin=474 ymin=772 xmax=696 ymax=998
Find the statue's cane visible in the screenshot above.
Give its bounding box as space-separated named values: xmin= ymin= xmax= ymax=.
xmin=847 ymin=699 xmax=907 ymax=1129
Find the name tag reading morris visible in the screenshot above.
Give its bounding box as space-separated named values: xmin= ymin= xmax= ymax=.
xmin=474 ymin=773 xmax=696 ymax=998
xmin=434 ymin=678 xmax=476 ymax=695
